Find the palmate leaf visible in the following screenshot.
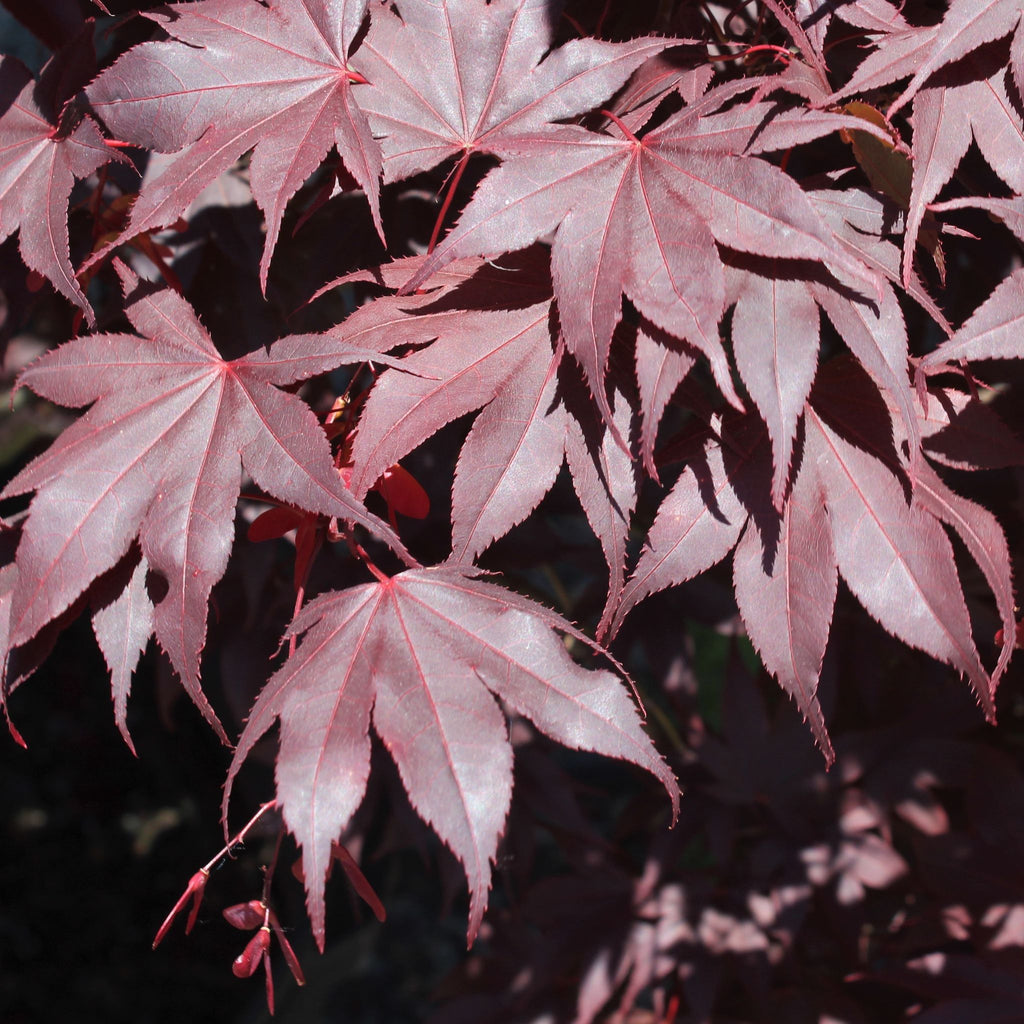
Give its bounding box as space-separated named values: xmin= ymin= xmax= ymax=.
xmin=0 ymin=51 xmax=111 ymax=319
xmin=610 ymin=358 xmax=1010 ymax=756
xmin=353 ymin=0 xmax=675 ymax=180
xmin=402 ymin=124 xmax=730 ymax=429
xmin=342 ymin=296 xmax=558 ymax=500
xmin=332 ymin=252 xmax=641 ymax=619
xmin=829 ymin=0 xmax=1024 ymax=117
xmin=327 ymin=263 xmax=635 ymax=630
xmin=225 ymin=565 xmax=679 ymax=947
xmin=402 ymin=82 xmax=880 ymax=436
xmin=1 ymin=267 xmax=408 ymax=740
xmin=86 ymin=0 xmax=380 ymax=289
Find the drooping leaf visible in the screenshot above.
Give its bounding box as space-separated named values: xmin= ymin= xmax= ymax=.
xmin=633 ymin=319 xmax=696 ymax=482
xmin=2 ymin=268 xmax=408 ymax=738
xmin=805 ymin=400 xmax=994 ymax=719
xmin=225 ymin=565 xmax=679 ymax=946
xmin=727 ymin=260 xmax=820 ymax=508
xmin=565 ymin=383 xmax=638 ymax=641
xmin=91 ymin=552 xmax=155 ymax=752
xmin=0 ymin=49 xmax=110 ymax=319
xmin=615 ymin=354 xmax=1006 ymax=747
xmin=732 ymin=436 xmax=836 ymax=762
xmin=609 ymin=415 xmax=756 ymax=639
xmin=87 ymin=0 xmax=382 ymax=288
xmin=912 ymin=460 xmax=1017 ymax=695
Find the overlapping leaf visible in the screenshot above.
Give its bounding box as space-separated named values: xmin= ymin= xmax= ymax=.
xmin=805 ymin=401 xmax=993 ymax=717
xmin=1 ymin=2 xmax=1022 ymax=997
xmin=225 ymin=565 xmax=679 ymax=945
xmin=327 ymin=258 xmax=638 ymax=622
xmin=353 ymin=0 xmax=675 ymax=180
xmin=611 ymin=356 xmax=1011 ymax=754
xmin=86 ymin=0 xmax=381 ymax=287
xmin=341 ymin=292 xmax=558 ymax=502
xmin=828 ymin=1 xmax=1024 ymax=114
xmin=403 ymin=85 xmax=878 ymax=434
xmin=2 ymin=269 xmax=407 ymax=738
xmin=0 ymin=50 xmax=110 ymax=318
xmin=902 ymin=45 xmax=1024 ymax=283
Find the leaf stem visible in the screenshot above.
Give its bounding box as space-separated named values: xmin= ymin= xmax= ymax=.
xmin=428 ymin=152 xmax=470 ymax=254
xmin=600 ymin=109 xmax=640 ymax=144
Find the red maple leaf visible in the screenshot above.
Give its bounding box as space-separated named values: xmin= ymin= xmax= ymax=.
xmin=609 ymin=359 xmax=1014 ymax=761
xmin=225 ymin=564 xmax=679 ymax=947
xmin=2 ymin=264 xmax=409 ymax=741
xmin=402 ymin=82 xmax=879 ymax=434
xmin=0 ymin=43 xmax=112 ymax=319
xmin=353 ymin=0 xmax=677 ymax=181
xmin=86 ymin=0 xmax=381 ymax=289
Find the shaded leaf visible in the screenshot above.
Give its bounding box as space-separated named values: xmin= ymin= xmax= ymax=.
xmin=732 ymin=440 xmax=836 ymax=762
xmin=0 ymin=52 xmax=110 ymax=319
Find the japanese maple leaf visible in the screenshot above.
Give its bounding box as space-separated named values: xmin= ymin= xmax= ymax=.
xmin=352 ymin=0 xmax=677 ymax=181
xmin=86 ymin=0 xmax=380 ymax=288
xmin=919 ymin=266 xmax=1024 ymax=370
xmin=610 ymin=361 xmax=1011 ymax=759
xmin=829 ymin=0 xmax=1024 ymax=118
xmin=402 ymin=84 xmax=877 ymax=432
xmin=0 ymin=50 xmax=111 ymax=319
xmin=341 ymin=295 xmax=559 ymax=502
xmin=332 ymin=252 xmax=633 ymax=622
xmin=320 ymin=252 xmax=566 ymax=549
xmin=724 ymin=243 xmax=917 ymax=509
xmin=225 ymin=565 xmax=679 ymax=946
xmin=2 ymin=267 xmax=407 ymax=740
xmin=902 ymin=46 xmax=1024 ymax=285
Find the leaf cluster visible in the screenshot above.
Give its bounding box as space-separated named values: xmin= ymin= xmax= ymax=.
xmin=1 ymin=0 xmax=1023 ymax=1017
